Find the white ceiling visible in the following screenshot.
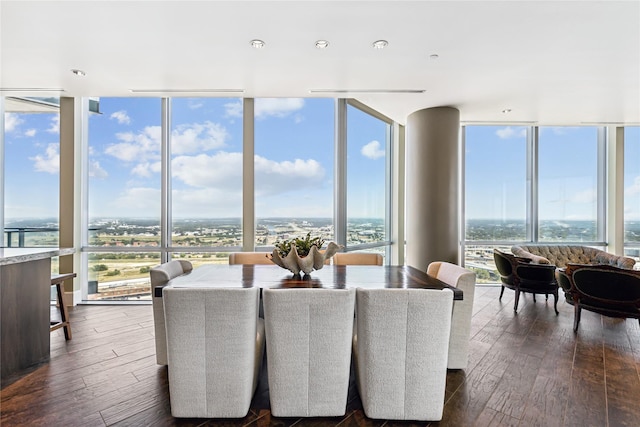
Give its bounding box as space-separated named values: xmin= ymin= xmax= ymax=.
xmin=1 ymin=0 xmax=639 ymax=125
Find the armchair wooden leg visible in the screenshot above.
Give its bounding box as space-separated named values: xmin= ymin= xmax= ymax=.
xmin=514 ymin=290 xmax=521 ymax=312
xmin=499 ymin=286 xmax=505 ymax=300
xmin=533 ymin=294 xmax=537 ymax=303
xmin=553 ymin=290 xmax=559 ymax=315
xmin=545 ymin=294 xmax=549 ymax=301
xmin=573 ymin=304 xmax=581 ymax=332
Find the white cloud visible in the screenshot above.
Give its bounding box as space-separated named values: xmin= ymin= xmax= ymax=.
xmin=626 ymin=176 xmax=640 ymax=196
xmin=361 ymin=140 xmax=385 ymax=159
xmin=4 ymin=113 xmax=23 ymax=132
xmin=104 ymin=122 xmax=228 ymax=170
xmin=171 ymin=152 xmax=325 ymax=197
xmin=30 ymin=143 xmax=60 ymax=174
xmin=172 ymin=121 xmax=228 ymax=154
xmin=47 ymin=115 xmax=60 ymax=134
xmin=172 ymin=152 xmax=243 ymax=187
xmin=224 ymin=101 xmax=243 ymax=118
xmin=131 ymin=162 xmax=153 ymax=177
xmin=255 ymin=98 xmax=305 ymax=119
xmin=255 ymin=155 xmax=325 ymax=196
xmin=104 ymin=125 xmax=161 ymax=162
xmin=131 ymin=161 xmax=161 ymax=177
xmin=188 ymin=100 xmax=204 ymax=110
xmin=24 ymin=129 xmax=37 ymax=137
xmin=110 ymin=110 xmax=131 ymax=125
xmin=496 ymin=126 xmax=526 ymax=139
xmin=89 ymin=160 xmax=108 ymax=179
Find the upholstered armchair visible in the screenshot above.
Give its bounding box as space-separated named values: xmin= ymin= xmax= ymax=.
xmin=150 ymin=260 xmax=193 ymax=365
xmin=494 ymin=249 xmax=559 ymax=314
xmin=563 ymin=264 xmax=640 ymax=332
xmin=427 ymin=261 xmax=476 ymax=370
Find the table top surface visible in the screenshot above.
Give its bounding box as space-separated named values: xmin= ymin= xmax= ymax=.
xmin=0 ymin=247 xmax=75 ymax=266
xmin=166 ymin=264 xmax=463 ymax=300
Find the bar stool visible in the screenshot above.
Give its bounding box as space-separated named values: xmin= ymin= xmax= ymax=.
xmin=50 ymin=273 xmax=75 ymax=340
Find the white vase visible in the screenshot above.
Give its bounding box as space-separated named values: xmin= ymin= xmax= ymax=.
xmin=269 ymin=242 xmax=342 ymax=275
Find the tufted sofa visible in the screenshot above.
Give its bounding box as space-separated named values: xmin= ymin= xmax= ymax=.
xmin=511 ymin=245 xmax=636 ymax=304
xmin=511 ymin=245 xmax=636 ymax=270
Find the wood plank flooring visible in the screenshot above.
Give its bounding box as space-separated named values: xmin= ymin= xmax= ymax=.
xmin=2 ymin=286 xmax=640 ymax=426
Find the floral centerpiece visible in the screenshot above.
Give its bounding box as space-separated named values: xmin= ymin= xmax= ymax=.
xmin=269 ymin=232 xmax=341 ymax=275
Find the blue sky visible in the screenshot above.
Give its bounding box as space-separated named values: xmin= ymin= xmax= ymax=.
xmin=3 ymin=102 xmax=639 ymax=224
xmin=465 ymin=125 xmax=640 ymax=221
xmin=3 ymin=97 xmax=387 ymax=221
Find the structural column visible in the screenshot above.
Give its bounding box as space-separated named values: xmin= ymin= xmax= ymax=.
xmin=59 ymin=98 xmax=86 ymax=303
xmin=405 ymin=107 xmax=460 ymax=270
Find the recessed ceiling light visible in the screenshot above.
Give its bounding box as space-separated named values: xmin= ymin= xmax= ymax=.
xmin=71 ymin=69 xmax=86 ymax=76
xmin=372 ymin=40 xmax=388 ymax=49
xmin=250 ymin=39 xmax=265 ymax=49
xmin=315 ymin=40 xmax=330 ymax=49
xmin=502 ymin=109 xmax=512 ymax=114
xmin=429 ymin=54 xmax=439 ymax=60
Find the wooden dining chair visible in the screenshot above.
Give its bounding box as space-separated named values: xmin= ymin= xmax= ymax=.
xmin=332 ymin=252 xmax=383 ymax=266
xmin=228 ymin=252 xmax=273 ymax=265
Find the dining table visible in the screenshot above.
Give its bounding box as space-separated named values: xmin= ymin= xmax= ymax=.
xmin=161 ymin=264 xmax=463 ymax=300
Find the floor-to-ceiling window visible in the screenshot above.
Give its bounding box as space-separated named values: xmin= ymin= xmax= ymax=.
xmin=538 ymin=127 xmax=600 ymax=242
xmin=77 ymin=97 xmax=392 ymax=302
xmin=345 ymin=102 xmax=391 ymax=256
xmin=169 ymin=98 xmax=243 ymax=266
xmin=625 ymin=126 xmax=640 ymax=264
xmin=254 ymin=98 xmax=334 ymax=248
xmin=463 ymin=125 xmax=605 ymax=283
xmin=3 ymin=102 xmax=60 ymax=249
xmin=464 ymin=125 xmax=527 ymax=283
xmin=86 ymin=98 xmax=162 ymax=300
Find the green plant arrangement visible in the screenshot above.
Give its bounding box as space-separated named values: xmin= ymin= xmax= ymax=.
xmin=269 ymin=232 xmax=342 ymax=275
xmin=274 ymin=232 xmax=326 ymax=258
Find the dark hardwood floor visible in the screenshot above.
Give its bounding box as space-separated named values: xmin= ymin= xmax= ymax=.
xmin=2 ymin=286 xmax=640 ymax=426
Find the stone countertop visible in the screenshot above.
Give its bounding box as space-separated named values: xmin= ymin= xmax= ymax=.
xmin=0 ymin=247 xmax=76 ymax=266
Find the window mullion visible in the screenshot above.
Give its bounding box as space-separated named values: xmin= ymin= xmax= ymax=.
xmin=334 ymin=99 xmax=347 ymax=248
xmin=161 ymin=98 xmax=171 ymax=262
xmin=527 ymin=126 xmax=539 ymax=242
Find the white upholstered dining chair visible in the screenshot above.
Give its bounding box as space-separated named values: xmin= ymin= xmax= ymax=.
xmin=150 ymin=260 xmax=193 ymax=365
xmin=427 ymin=261 xmax=476 ymax=370
xmin=353 ymin=287 xmax=453 ymax=421
xmin=163 ymin=286 xmax=265 ymax=418
xmin=262 ymin=287 xmax=356 ymax=417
